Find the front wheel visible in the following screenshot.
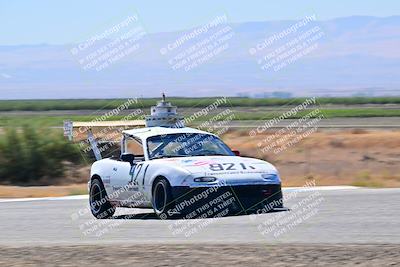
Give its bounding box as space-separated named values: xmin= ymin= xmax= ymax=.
xmin=152 ymin=178 xmax=175 ymax=219
xmin=89 ymin=178 xmax=115 ymax=219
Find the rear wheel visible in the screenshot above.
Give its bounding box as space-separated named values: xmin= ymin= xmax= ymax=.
xmin=152 ymin=178 xmax=174 ymax=219
xmin=89 ymin=178 xmax=115 ymax=219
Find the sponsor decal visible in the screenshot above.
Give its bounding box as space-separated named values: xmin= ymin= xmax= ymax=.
xmin=181 ymin=159 xmax=216 ymax=166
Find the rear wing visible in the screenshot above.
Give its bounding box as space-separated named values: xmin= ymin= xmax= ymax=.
xmin=63 ymin=120 xmax=146 ymax=160
xmin=63 ymin=120 xmax=146 ymax=141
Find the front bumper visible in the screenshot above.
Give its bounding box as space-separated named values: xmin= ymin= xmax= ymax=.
xmin=169 ymin=184 xmax=284 ymax=217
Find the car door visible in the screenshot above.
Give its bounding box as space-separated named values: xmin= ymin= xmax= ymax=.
xmin=109 ymin=160 xmax=135 ymax=201
xmin=110 ymin=135 xmax=145 ymax=203
xmin=130 ymin=162 xmax=150 ymax=191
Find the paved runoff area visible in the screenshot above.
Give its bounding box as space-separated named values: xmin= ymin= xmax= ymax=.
xmin=1 ymin=187 xmax=399 ymax=266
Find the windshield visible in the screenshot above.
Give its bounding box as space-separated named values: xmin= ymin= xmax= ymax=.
xmin=147 ymin=133 xmax=234 ymax=159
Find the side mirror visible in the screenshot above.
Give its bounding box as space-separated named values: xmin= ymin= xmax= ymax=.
xmin=232 ymin=150 xmax=240 ymax=156
xmin=121 ymin=153 xmax=135 ymax=165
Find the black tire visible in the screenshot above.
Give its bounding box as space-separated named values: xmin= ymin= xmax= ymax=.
xmin=152 ymin=178 xmax=175 ymax=219
xmin=89 ymin=178 xmax=115 ymax=219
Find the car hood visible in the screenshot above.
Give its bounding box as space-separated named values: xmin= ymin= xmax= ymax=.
xmin=153 ymin=156 xmax=280 ymax=186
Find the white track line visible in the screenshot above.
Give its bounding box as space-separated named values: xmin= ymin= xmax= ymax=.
xmin=0 ymin=186 xmax=360 ymax=203
xmin=284 ymin=185 xmax=360 ymax=192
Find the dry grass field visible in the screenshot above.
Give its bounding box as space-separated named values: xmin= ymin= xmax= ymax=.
xmin=223 ymin=129 xmax=400 ymax=188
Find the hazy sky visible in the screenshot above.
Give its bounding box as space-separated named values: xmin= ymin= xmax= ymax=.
xmin=1 ymin=0 xmax=399 ymax=45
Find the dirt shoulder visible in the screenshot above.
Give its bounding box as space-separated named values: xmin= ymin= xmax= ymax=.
xmin=0 ymin=184 xmax=87 ymax=198
xmin=0 ymin=244 xmax=398 ymax=267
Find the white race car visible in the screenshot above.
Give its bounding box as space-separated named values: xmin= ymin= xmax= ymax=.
xmin=88 ymin=126 xmax=284 ymax=219
xmin=88 ymin=96 xmax=284 ymax=219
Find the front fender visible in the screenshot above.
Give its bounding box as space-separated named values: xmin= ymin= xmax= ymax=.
xmin=144 ymin=162 xmax=192 ymax=197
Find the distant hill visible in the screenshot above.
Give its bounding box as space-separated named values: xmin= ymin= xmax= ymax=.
xmin=0 ymin=16 xmax=399 ymax=99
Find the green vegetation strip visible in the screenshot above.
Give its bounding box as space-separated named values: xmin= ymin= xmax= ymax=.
xmin=1 ymin=97 xmax=400 ymax=111
xmin=0 ymin=126 xmax=82 ymax=185
xmin=0 ymin=109 xmax=399 ymax=127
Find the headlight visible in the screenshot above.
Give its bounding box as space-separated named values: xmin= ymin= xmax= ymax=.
xmin=194 ymin=177 xmax=217 ymax=182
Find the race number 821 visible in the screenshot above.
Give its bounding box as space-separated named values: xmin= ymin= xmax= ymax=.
xmin=209 ymin=163 xmax=255 ymax=171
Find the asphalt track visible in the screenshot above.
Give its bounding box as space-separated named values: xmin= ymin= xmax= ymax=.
xmin=1 ymin=187 xmax=399 ymax=246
